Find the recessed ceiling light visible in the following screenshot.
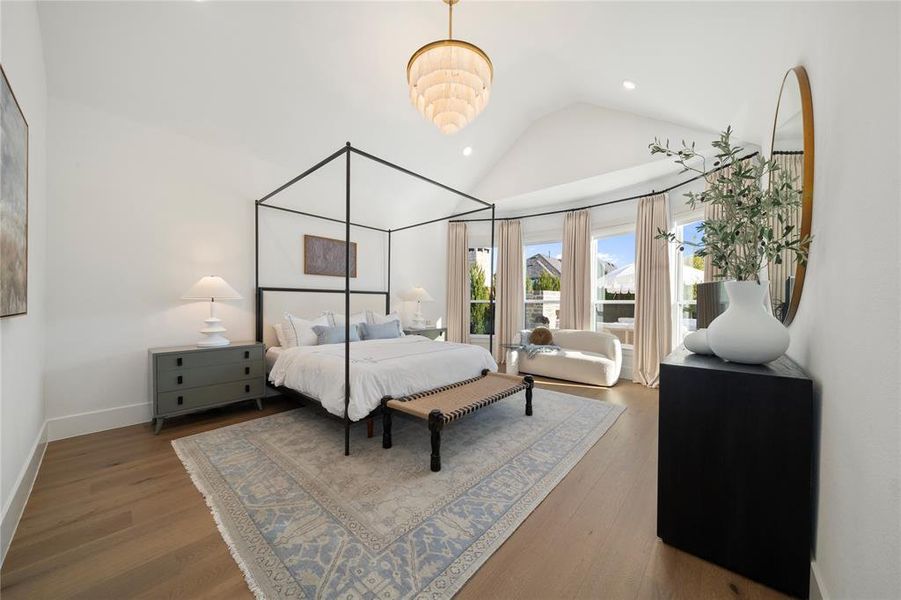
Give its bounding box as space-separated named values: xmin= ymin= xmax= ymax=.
xmin=462 ymin=146 xmax=473 ymax=157
xmin=622 ymin=80 xmax=637 ymax=90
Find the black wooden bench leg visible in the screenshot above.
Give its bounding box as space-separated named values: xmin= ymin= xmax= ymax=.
xmin=429 ymin=410 xmax=444 ymax=472
xmin=524 ymin=376 xmax=534 ymax=416
xmin=367 ymin=417 xmax=374 ymax=439
xmin=381 ymin=397 xmax=392 ymax=449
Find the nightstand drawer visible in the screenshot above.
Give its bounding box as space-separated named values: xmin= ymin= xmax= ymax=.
xmin=156 ymin=361 xmax=264 ymax=392
xmin=156 ymin=346 xmax=263 ymax=371
xmin=157 ymin=379 xmax=265 ymax=415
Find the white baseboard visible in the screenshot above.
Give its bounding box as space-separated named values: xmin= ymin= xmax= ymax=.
xmin=46 ymin=401 xmax=152 ymax=442
xmin=1 ymin=421 xmax=48 ymax=565
xmin=1 ymin=402 xmax=151 ymax=565
xmin=810 ymin=560 xmax=829 ymax=600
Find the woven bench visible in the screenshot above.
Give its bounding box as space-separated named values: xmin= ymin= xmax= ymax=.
xmin=381 ymin=369 xmax=535 ymax=472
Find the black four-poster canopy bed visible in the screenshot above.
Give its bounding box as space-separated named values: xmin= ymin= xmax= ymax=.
xmin=254 ymin=142 xmax=497 ymax=456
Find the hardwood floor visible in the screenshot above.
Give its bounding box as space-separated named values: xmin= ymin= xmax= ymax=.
xmin=1 ymin=380 xmax=791 ymax=600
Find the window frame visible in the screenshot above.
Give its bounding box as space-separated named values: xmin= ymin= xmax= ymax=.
xmin=672 ymin=211 xmax=705 ymax=343
xmin=522 ymin=239 xmax=563 ymax=329
xmin=467 ymin=246 xmax=495 ymax=336
xmin=591 ymin=227 xmax=638 ymax=338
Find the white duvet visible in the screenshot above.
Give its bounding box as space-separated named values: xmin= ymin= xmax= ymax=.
xmin=268 ymin=336 xmax=498 ymax=421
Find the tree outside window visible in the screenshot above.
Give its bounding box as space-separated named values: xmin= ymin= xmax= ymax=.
xmin=468 ymin=248 xmax=494 ymax=335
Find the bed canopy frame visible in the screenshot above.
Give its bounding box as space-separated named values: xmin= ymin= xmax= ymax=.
xmin=254 ymin=142 xmax=496 ymax=456
xmin=254 ymin=143 xmax=762 ymax=456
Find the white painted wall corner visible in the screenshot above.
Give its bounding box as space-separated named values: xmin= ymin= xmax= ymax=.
xmin=810 ymin=560 xmax=829 ymax=600
xmin=1 ymin=422 xmax=48 ymax=565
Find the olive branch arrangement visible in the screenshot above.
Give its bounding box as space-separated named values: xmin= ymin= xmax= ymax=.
xmin=650 ymin=127 xmax=811 ymax=282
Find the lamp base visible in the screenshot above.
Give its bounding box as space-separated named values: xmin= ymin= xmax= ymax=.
xmin=196 ymin=317 xmax=231 ymax=347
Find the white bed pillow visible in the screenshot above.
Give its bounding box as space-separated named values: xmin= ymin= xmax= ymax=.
xmin=282 ymin=312 xmax=332 ymax=347
xmin=331 ymin=312 xmax=368 ymax=328
xmin=367 ymin=310 xmax=405 ymax=335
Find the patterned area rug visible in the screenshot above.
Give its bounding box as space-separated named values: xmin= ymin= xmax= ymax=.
xmin=173 ymin=387 xmax=624 ymax=599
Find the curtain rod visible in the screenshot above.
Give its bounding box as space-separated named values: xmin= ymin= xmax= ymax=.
xmin=449 ymin=151 xmax=759 ymax=224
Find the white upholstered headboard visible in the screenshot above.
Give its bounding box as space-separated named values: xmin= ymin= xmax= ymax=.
xmin=258 ymin=288 xmax=389 ymax=348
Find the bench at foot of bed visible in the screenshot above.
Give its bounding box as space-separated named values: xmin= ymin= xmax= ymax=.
xmin=380 ymin=370 xmax=535 ymax=472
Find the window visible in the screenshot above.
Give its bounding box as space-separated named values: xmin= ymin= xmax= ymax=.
xmin=524 ymin=242 xmax=562 ymax=329
xmin=674 ymin=219 xmax=704 ymax=342
xmin=592 ymin=231 xmax=636 ymax=347
xmin=468 ymin=247 xmax=493 ymax=335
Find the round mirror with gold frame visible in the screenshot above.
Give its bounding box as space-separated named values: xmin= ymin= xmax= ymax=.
xmin=769 ymin=65 xmax=814 ymax=326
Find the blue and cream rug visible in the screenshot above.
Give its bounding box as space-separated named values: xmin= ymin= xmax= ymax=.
xmin=173 ymin=388 xmax=624 ymax=599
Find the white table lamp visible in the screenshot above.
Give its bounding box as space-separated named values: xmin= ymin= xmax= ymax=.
xmin=401 ymin=286 xmax=435 ymax=328
xmin=182 ymin=276 xmax=242 ymax=347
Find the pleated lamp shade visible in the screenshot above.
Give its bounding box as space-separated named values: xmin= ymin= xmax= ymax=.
xmin=402 ymin=286 xmax=435 ymax=303
xmin=182 ymin=276 xmax=242 ymax=301
xmin=182 ymin=276 xmax=241 ymax=347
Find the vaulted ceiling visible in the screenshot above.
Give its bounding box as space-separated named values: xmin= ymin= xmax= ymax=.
xmin=37 ymin=1 xmax=824 ymax=226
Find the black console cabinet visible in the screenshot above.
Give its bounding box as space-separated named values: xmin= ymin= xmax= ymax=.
xmin=658 ymin=348 xmax=815 ymax=598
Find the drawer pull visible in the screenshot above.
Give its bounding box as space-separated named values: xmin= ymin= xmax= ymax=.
xmin=245 ymin=367 xmax=250 ymax=375
xmin=177 ymin=375 xmax=183 ymax=384
xmin=245 ymin=384 xmax=250 ymax=393
xmin=177 ymin=396 xmax=184 ymax=405
xmin=244 ymin=350 xmax=250 ymax=359
xmin=176 ymin=357 xmax=183 ymax=366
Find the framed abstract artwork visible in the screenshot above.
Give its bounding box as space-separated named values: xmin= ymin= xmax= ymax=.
xmin=303 ymin=235 xmax=357 ymax=278
xmin=1 ymin=65 xmax=29 ymax=318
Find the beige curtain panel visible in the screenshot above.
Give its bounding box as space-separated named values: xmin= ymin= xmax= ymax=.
xmin=445 ymin=222 xmax=471 ymax=344
xmin=559 ymin=209 xmax=592 ymax=330
xmin=494 ymin=220 xmax=524 ymax=362
xmin=633 ymin=194 xmax=672 ymax=388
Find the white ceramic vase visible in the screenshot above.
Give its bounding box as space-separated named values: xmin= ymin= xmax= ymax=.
xmin=683 ymin=328 xmax=713 ymax=355
xmin=707 ymin=280 xmax=789 ymax=364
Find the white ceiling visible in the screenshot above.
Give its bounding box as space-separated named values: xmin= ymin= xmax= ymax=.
xmin=37 ymin=1 xmax=818 ymax=227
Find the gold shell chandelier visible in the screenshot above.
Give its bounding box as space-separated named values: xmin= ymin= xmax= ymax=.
xmin=406 ymin=0 xmax=493 ymax=135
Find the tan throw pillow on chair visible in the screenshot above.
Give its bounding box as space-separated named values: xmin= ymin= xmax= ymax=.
xmin=529 ymin=327 xmax=553 ymax=346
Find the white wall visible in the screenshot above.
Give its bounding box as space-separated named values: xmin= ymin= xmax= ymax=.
xmin=0 ymin=0 xmax=48 ymax=560
xmin=42 ymin=98 xmax=392 ymax=439
xmin=258 ymin=213 xmax=386 ymax=293
xmin=390 ymin=221 xmax=448 ymax=328
xmin=473 ymin=102 xmax=721 ymax=203
xmin=781 ymin=4 xmax=900 ymax=598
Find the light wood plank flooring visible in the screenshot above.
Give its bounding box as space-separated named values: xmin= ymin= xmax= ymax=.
xmin=1 ymin=379 xmax=790 ymax=599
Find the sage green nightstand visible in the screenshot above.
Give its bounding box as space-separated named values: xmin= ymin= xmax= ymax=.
xmin=149 ymin=341 xmax=265 ymax=434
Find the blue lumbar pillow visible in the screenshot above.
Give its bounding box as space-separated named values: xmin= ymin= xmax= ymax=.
xmin=312 ymin=324 xmax=361 ymax=345
xmin=359 ymin=320 xmax=402 ymax=340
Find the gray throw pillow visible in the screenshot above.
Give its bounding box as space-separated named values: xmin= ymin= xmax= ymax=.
xmin=312 ymin=324 xmax=361 ymax=345
xmin=359 ymin=320 xmax=402 ymax=340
